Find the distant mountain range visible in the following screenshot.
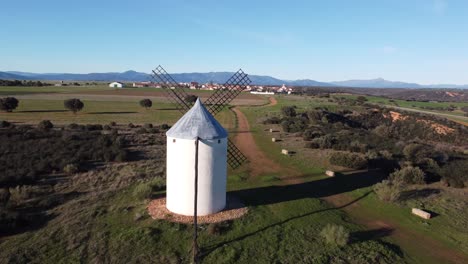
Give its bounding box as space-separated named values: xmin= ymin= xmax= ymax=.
xmin=1 ymin=70 xmax=467 ymax=89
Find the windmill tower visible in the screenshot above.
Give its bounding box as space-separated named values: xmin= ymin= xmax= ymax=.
xmin=166 ymin=98 xmax=228 ymax=216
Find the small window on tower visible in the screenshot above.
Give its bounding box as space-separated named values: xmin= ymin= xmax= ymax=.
xmin=173 ymin=139 xmax=176 ymax=143
xmin=218 ymin=139 xmax=221 ymax=144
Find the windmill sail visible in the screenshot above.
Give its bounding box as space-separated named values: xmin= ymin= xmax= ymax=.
xmin=151 ymin=66 xmax=251 ymax=169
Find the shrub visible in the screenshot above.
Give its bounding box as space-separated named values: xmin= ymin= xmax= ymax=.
xmin=139 ymin=99 xmax=152 ymax=109
xmin=185 ymin=95 xmax=198 ymax=104
xmin=281 ymin=106 xmax=296 ymax=117
xmin=143 ymin=123 xmax=153 ymax=129
xmin=136 ymin=127 xmax=147 ymax=134
xmin=63 ymin=164 xmax=79 ymax=174
xmin=109 ymin=121 xmax=117 ymax=126
xmin=373 ymin=180 xmax=402 ymax=202
xmin=133 ymin=183 xmax=152 ymax=200
xmin=160 ymin=124 xmax=170 ymax=130
xmin=128 ymin=123 xmax=135 ymax=128
xmin=263 ymin=116 xmax=281 ymax=124
xmin=440 ymin=160 xmax=468 ymax=188
xmin=320 ymin=224 xmax=349 ymax=247
xmin=329 ymin=152 xmax=368 ymax=169
xmin=0 ymin=120 xmax=12 ymax=128
xmin=390 ymin=166 xmax=425 ymax=185
xmin=67 ymin=123 xmax=81 ymax=130
xmin=85 ymin=124 xmax=103 ymax=131
xmin=38 ymin=120 xmax=54 ymax=130
xmin=403 ymin=143 xmax=432 ymax=163
xmin=0 ymin=97 xmax=19 ymax=112
xmin=302 ymin=129 xmax=322 ymax=141
xmin=148 ymin=177 xmax=166 ymax=191
xmin=281 ymin=118 xmax=306 ymax=133
xmin=64 ymin=98 xmax=84 ymax=114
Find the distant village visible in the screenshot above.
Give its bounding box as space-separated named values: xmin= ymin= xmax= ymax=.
xmin=108 ymin=81 xmax=294 ymax=95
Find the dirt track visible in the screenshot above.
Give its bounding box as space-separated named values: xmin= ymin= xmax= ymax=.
xmin=232 ymin=97 xmax=287 ymax=176
xmin=234 ymin=96 xmax=468 ymax=264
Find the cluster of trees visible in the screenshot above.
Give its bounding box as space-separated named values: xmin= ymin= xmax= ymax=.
xmin=0 ymin=124 xmax=128 ymax=186
xmin=0 ymin=80 xmax=52 ymax=87
xmin=270 ymin=104 xmax=468 ymax=189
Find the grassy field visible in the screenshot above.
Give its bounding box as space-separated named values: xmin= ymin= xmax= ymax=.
xmin=0 ymin=85 xmax=112 ymax=95
xmin=238 ymin=95 xmax=468 ymax=263
xmin=1 ymin=89 xmax=466 ymax=263
xmin=335 ymin=94 xmax=468 ymax=117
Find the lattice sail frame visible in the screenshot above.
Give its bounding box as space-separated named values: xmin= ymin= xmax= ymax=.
xmin=151 ymin=65 xmax=251 ymax=169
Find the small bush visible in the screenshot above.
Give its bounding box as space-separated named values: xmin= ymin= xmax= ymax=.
xmin=263 ymin=116 xmax=281 ymax=124
xmin=38 ymin=120 xmax=54 ymax=130
xmin=143 ymin=123 xmax=153 ymax=129
xmin=67 ymin=123 xmax=81 ymax=130
xmin=281 ymin=106 xmax=296 ymax=117
xmin=320 ymin=224 xmax=349 ymax=247
xmin=85 ymin=124 xmax=103 ymax=131
xmin=373 ymin=180 xmax=402 ymax=202
xmin=185 ymin=95 xmax=198 ymax=104
xmin=329 ymin=152 xmax=368 ymax=169
xmin=109 ymin=121 xmax=117 ymax=126
xmin=160 ymin=124 xmax=170 ymax=130
xmin=136 ymin=127 xmax=147 ymax=134
xmin=133 ymin=183 xmax=152 ymax=200
xmin=440 ymin=160 xmax=468 ymax=188
xmin=148 ymin=177 xmax=166 ymax=191
xmin=63 ymin=164 xmax=79 ymax=174
xmin=0 ymin=120 xmax=12 ymax=128
xmin=390 ymin=166 xmax=425 ymax=185
xmin=128 ymin=123 xmax=135 ymax=128
xmin=302 ymin=129 xmax=322 ymax=141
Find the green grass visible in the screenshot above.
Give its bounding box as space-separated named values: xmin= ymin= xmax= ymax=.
xmin=0 ymin=99 xmax=234 ymax=127
xmin=335 ymin=94 xmax=468 ymax=117
xmin=0 ymin=85 xmax=112 ymax=95
xmin=237 ymin=95 xmax=468 ymax=263
xmin=348 ymin=187 xmax=468 ymax=255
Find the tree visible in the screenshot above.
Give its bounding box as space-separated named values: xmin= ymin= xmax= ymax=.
xmin=390 ymin=166 xmax=425 ymax=185
xmin=139 ymin=99 xmax=152 ymax=110
xmin=38 ymin=120 xmax=54 ymax=130
xmin=356 ymin=96 xmax=368 ymax=104
xmin=462 ymin=106 xmax=468 ymax=117
xmin=0 ymin=97 xmax=19 ymax=112
xmin=281 ymin=106 xmax=296 ymax=117
xmin=64 ymin=98 xmax=84 ymax=114
xmin=185 ymin=95 xmax=198 ymax=104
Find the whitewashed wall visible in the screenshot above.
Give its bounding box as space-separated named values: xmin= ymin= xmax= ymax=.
xmin=166 ymin=136 xmax=227 ymax=216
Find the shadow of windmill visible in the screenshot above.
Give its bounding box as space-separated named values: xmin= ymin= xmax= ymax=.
xmin=200 ymin=169 xmax=387 ymax=259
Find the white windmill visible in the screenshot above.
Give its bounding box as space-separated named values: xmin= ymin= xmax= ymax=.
xmin=165 ymin=98 xmax=228 ymax=216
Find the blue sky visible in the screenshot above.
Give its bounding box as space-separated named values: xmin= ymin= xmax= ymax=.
xmin=1 ymin=0 xmax=468 ymax=84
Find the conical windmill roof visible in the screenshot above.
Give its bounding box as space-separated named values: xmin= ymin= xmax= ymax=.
xmin=166 ymin=98 xmax=228 ymax=140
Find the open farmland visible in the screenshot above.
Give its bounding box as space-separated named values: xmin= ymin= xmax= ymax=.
xmin=1 ymin=87 xmax=467 ymax=263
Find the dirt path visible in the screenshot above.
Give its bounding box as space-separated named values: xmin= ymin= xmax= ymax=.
xmin=234 ymin=97 xmax=468 ymax=264
xmin=232 ymin=97 xmax=287 ymax=176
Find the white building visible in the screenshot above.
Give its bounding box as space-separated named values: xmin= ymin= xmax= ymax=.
xmin=109 ymin=82 xmax=123 ymax=88
xmin=165 ymin=98 xmax=228 ymax=216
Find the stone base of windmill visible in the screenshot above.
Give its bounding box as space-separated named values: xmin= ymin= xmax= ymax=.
xmin=147 ymin=195 xmax=248 ymax=224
